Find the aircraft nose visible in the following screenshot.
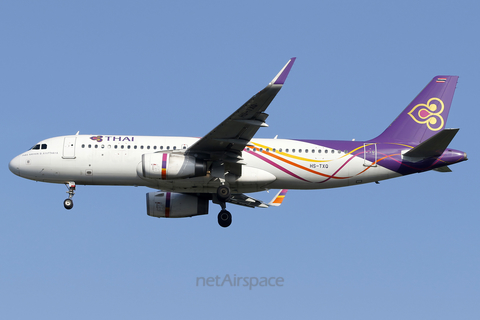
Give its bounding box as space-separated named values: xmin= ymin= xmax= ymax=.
xmin=9 ymin=155 xmax=21 ymax=176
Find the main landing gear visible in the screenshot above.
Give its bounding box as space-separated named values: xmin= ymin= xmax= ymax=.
xmin=64 ymin=182 xmax=75 ymax=210
xmin=216 ymin=185 xmax=232 ymax=228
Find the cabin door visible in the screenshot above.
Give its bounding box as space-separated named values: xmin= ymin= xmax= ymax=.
xmin=62 ymin=137 xmax=77 ymax=159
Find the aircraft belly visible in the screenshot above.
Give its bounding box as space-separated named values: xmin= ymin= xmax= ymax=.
xmin=167 ymin=176 xmax=273 ymax=194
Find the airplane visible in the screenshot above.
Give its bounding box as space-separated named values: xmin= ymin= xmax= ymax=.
xmin=9 ymin=58 xmax=467 ymax=227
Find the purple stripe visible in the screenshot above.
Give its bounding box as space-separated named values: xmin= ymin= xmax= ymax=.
xmin=162 ymin=153 xmax=167 ymax=169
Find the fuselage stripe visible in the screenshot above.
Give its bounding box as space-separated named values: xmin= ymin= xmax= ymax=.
xmin=247 ymin=151 xmax=309 ymax=182
xmin=161 ymin=153 xmax=167 ymax=180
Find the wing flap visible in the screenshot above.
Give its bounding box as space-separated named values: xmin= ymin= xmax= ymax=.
xmin=227 ymin=189 xmax=288 ymax=209
xmin=186 ymin=58 xmax=296 ymax=160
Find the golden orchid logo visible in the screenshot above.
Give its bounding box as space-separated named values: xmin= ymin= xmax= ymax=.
xmin=407 ymin=97 xmax=445 ymax=131
xmin=90 ymin=135 xmax=103 ymax=142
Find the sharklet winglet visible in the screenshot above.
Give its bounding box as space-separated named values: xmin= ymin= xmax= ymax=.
xmin=268 ymin=189 xmax=288 ymax=207
xmin=269 ymin=58 xmax=296 ymax=85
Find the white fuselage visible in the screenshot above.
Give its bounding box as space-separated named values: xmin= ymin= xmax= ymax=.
xmin=9 ymin=134 xmax=400 ymax=194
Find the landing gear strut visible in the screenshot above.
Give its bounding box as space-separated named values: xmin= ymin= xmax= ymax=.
xmin=64 ymin=182 xmax=75 ymax=210
xmin=216 ymin=185 xmax=232 ymax=228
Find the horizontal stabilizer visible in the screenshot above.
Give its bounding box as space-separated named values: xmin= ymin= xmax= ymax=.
xmin=433 ymin=166 xmax=452 ymax=173
xmin=403 ymin=128 xmax=459 ymax=162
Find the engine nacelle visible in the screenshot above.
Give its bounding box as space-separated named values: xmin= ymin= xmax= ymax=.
xmin=138 ymin=153 xmax=206 ymax=180
xmin=146 ymin=192 xmax=209 ymax=218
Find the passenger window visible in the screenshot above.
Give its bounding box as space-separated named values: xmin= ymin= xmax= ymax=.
xmin=318 ymin=150 xmax=322 ymax=153
xmin=134 ymin=145 xmax=137 ymax=149
xmin=160 ymin=146 xmax=163 ymax=150
xmin=246 ymin=148 xmax=250 ymax=151
xmin=147 ymin=146 xmax=150 ymax=149
xmin=312 ymin=149 xmax=315 ymax=153
xmin=173 ymin=146 xmax=176 ymax=150
xmin=82 ymin=144 xmax=85 ymax=148
xmin=292 ymin=149 xmax=295 ymax=153
xmin=298 ymin=149 xmax=302 ymax=153
xmin=273 ymin=148 xmax=276 ymax=152
xmin=279 ymin=148 xmax=283 ymax=152
xmin=121 ymin=145 xmax=124 ymax=149
xmin=88 ymin=145 xmax=92 ymax=148
xmin=114 ymin=145 xmax=118 ymax=149
xmin=127 ymin=145 xmax=131 ymax=149
xmin=286 ymin=149 xmax=289 ymax=152
xmin=95 ymin=144 xmax=98 ymax=148
xmin=166 ymin=146 xmax=170 ymax=150
xmin=266 ymin=148 xmax=270 ymax=152
xmin=101 ymin=145 xmax=105 ymax=149
xmin=259 ymin=148 xmax=263 ymax=152
xmin=153 ymin=146 xmax=157 ymax=150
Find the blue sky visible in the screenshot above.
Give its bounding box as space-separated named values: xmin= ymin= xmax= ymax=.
xmin=1 ymin=1 xmax=478 ymax=319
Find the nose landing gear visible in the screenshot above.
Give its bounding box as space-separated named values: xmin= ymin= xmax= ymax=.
xmin=64 ymin=182 xmax=75 ymax=210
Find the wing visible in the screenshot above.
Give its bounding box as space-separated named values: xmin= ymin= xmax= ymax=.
xmin=227 ymin=189 xmax=288 ymax=209
xmin=186 ymin=58 xmax=296 ymax=163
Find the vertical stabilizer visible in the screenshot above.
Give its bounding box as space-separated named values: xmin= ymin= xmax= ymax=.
xmin=372 ymin=76 xmax=458 ymax=144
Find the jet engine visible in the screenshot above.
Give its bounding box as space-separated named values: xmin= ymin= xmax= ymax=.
xmin=146 ymin=191 xmax=209 ymax=218
xmin=138 ymin=153 xmax=206 ymax=180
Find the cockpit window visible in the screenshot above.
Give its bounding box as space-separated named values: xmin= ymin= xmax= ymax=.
xmin=30 ymin=144 xmax=47 ymax=150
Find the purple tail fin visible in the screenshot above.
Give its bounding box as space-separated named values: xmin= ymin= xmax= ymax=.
xmin=372 ymin=76 xmax=459 ymax=144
